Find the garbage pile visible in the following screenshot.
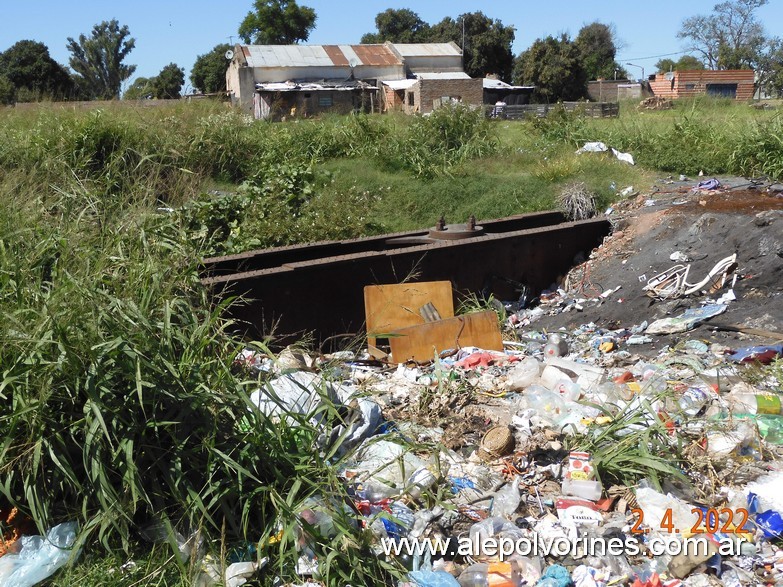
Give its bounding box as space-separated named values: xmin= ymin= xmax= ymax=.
xmin=236 ymin=314 xmax=783 ymax=586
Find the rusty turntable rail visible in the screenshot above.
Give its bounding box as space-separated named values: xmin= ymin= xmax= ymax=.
xmin=200 ymin=211 xmax=611 ymax=343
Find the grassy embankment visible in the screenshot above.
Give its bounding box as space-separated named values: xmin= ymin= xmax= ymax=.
xmin=0 ymin=98 xmax=781 ymax=586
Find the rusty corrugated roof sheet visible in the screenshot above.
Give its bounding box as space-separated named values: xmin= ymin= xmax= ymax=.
xmin=351 ymin=44 xmax=401 ymax=66
xmin=241 ymin=44 xmax=401 ymax=68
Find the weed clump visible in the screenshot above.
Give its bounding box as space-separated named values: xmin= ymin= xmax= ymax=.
xmin=558 ymin=181 xmax=597 ymax=220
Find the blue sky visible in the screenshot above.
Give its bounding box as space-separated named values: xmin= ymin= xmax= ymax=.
xmin=2 ymin=1 xmax=780 ymax=91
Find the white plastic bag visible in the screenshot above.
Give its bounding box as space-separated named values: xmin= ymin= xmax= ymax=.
xmin=0 ymin=521 xmax=79 ymax=587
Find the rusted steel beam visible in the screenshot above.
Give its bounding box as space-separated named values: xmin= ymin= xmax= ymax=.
xmin=200 ymin=212 xmax=611 ymax=344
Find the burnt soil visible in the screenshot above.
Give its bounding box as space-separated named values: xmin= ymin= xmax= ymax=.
xmin=532 ymin=179 xmax=783 ymax=353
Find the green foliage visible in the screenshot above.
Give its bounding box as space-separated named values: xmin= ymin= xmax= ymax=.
xmin=152 ymin=63 xmax=185 ymax=99
xmin=387 ymin=104 xmax=498 ymax=178
xmin=728 ymin=114 xmax=783 ymax=178
xmin=574 ymin=22 xmax=625 ymax=81
xmin=190 ymin=43 xmax=231 ymax=94
xmin=0 ymin=75 xmax=15 ymax=105
xmin=0 ymin=40 xmax=75 ymax=101
xmin=430 ymin=12 xmax=515 ymax=81
xmin=123 ymin=76 xmax=154 ymax=100
xmin=571 ymin=392 xmax=687 ymax=488
xmin=67 ymin=19 xmax=136 ymax=100
xmin=360 ymin=8 xmax=430 ymax=44
xmin=655 ymin=55 xmax=705 ymax=73
xmin=513 ymin=34 xmax=588 ymax=102
xmin=678 ymin=0 xmax=769 ymax=70
xmin=238 ymin=0 xmax=317 ymax=45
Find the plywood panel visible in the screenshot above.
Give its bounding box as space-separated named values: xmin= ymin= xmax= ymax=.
xmin=364 ymin=281 xmax=454 ymax=347
xmin=388 ymin=310 xmax=503 ymax=363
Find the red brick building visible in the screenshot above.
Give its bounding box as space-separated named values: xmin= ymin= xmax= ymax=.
xmin=649 ymin=69 xmax=755 ymax=100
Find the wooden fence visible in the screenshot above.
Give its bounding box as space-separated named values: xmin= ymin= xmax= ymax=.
xmin=486 ymin=102 xmax=619 ymax=120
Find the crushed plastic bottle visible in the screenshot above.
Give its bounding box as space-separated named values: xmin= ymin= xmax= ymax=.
xmin=492 ymin=476 xmax=521 ymax=518
xmin=678 ymin=385 xmax=713 ymax=416
xmin=504 ymin=357 xmax=541 ymax=391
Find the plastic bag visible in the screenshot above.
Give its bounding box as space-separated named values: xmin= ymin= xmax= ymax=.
xmin=0 ymin=521 xmax=79 ymax=587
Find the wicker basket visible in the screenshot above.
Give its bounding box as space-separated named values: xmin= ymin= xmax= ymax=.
xmin=478 ymin=425 xmax=515 ymax=460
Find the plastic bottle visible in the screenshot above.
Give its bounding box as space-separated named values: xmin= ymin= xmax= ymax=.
xmin=678 ymin=385 xmax=713 ymax=416
xmin=561 ymin=478 xmax=603 ymax=501
xmin=406 ymin=467 xmax=437 ymax=500
xmin=543 ymin=334 xmax=568 ymax=358
xmin=522 ymin=386 xmax=566 ymax=425
xmin=504 ymin=357 xmax=541 ymax=391
xmin=730 ymin=392 xmax=783 ymax=415
xmin=492 ymin=476 xmax=521 ymax=517
xmin=356 ymin=481 xmax=399 ymax=503
xmin=552 ymin=379 xmax=581 ymax=401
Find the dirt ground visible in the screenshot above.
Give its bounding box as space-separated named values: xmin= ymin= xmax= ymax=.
xmin=533 ymin=177 xmax=783 ymax=353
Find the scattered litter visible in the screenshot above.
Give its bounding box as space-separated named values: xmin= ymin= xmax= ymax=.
xmin=576 ymin=142 xmax=635 ymax=165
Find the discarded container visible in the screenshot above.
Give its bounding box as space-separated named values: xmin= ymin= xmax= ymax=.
xmin=678 ymin=385 xmax=713 ymax=416
xmin=492 ymin=477 xmax=521 ymax=518
xmin=552 ymin=379 xmax=581 ymax=401
xmin=729 ymin=390 xmax=782 ymax=415
xmin=504 ymin=357 xmax=541 ymax=391
xmin=543 ymin=333 xmax=569 ymax=358
xmin=561 ymin=478 xmax=602 ymax=502
xmin=406 ymin=467 xmax=438 ymax=500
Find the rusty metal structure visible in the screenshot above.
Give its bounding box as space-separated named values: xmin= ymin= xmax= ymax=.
xmin=200 ymin=212 xmax=611 ymax=343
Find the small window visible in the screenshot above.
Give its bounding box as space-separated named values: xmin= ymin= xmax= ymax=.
xmin=685 ymin=83 xmax=696 ymax=90
xmin=318 ymin=95 xmax=333 ymax=107
xmin=406 ymin=92 xmax=415 ymax=106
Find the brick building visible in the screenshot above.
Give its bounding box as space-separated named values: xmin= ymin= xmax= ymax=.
xmin=648 ymin=69 xmax=755 ymax=100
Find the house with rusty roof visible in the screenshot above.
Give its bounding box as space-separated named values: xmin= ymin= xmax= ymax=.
xmin=226 ymin=42 xmax=482 ymax=119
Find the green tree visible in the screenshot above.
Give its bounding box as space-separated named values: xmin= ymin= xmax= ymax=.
xmin=152 ymin=63 xmax=184 ymax=99
xmin=429 ymin=12 xmax=515 ymax=81
xmin=678 ymin=0 xmax=768 ymax=69
xmin=0 ymin=75 xmax=15 ymax=105
xmin=0 ymin=40 xmax=74 ymax=101
xmin=574 ymin=22 xmax=626 ymax=80
xmin=123 ymin=76 xmax=154 ymax=100
xmin=513 ymin=34 xmax=587 ymax=101
xmin=655 ymin=55 xmax=705 ymax=72
xmin=66 ymin=19 xmax=136 ymax=100
xmin=360 ymin=8 xmax=430 ymax=44
xmin=238 ymin=0 xmax=316 ymax=45
xmin=191 ymin=43 xmax=231 ymax=94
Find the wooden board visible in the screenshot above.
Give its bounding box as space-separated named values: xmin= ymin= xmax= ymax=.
xmin=388 ymin=310 xmax=503 ymax=363
xmin=364 ymin=281 xmax=454 ymax=347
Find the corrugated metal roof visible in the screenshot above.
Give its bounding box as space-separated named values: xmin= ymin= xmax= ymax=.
xmin=382 ymin=79 xmax=418 ymax=90
xmin=415 ymin=72 xmax=471 ymax=80
xmin=242 ymin=44 xmax=401 ymax=68
xmin=352 ymin=44 xmax=402 ymax=66
xmin=392 ymin=43 xmax=461 ymax=57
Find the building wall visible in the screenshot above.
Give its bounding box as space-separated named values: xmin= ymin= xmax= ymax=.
xmin=415 ymin=78 xmax=483 ymax=114
xmin=587 ymin=80 xmax=632 ymax=101
xmin=227 ymin=65 xmax=257 ymax=114
xmin=649 ymin=70 xmax=755 ymax=100
xmin=260 ymin=90 xmax=373 ymax=120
